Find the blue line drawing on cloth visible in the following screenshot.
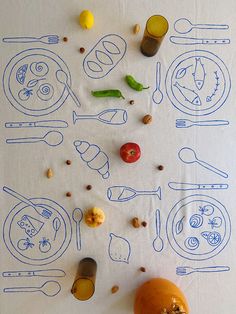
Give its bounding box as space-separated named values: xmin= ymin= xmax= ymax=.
xmin=165 ymin=50 xmax=231 ymax=116
xmin=73 ymin=108 xmax=128 ymax=125
xmin=2 ymin=35 xmax=60 ymax=44
xmin=52 ymin=217 xmax=61 ymax=241
xmin=208 ymin=217 xmax=222 ymax=229
xmin=3 ymin=48 xmax=72 ymax=116
xmin=5 ymin=120 xmax=68 ymax=129
xmin=108 ymin=233 xmax=131 ymax=264
xmin=168 ymin=182 xmax=229 ymax=190
xmin=2 ymin=269 xmax=66 ymax=278
xmin=72 ymin=208 xmax=83 ymax=251
xmin=17 ymin=214 xmax=44 ymax=238
xmin=152 ymin=209 xmax=164 ymax=252
xmin=6 ymin=130 xmax=64 ymax=147
xmin=176 ymin=265 xmax=230 ymax=276
xmin=39 ymin=238 xmax=52 ymax=253
xmin=152 ymin=62 xmax=163 ymax=105
xmin=192 ymin=58 xmax=206 ymax=90
xmin=107 ymin=186 xmax=161 ymax=202
xmin=3 ymin=186 xmax=52 ymax=219
xmin=174 ymin=18 xmax=229 ymax=34
xmin=3 ymin=192 xmax=72 ymax=266
xmin=74 ymin=140 xmax=110 ymax=179
xmin=189 ymin=214 xmax=203 ymax=228
xmin=176 ymin=119 xmax=229 ymax=128
xmin=17 ymin=238 xmax=34 ymax=251
xmin=83 ymin=34 xmax=127 ymax=79
xmin=184 ymin=237 xmax=200 ymax=250
xmin=199 ymin=204 xmax=214 ymax=216
xmin=166 ymin=194 xmax=231 ymax=261
xmin=174 ymin=82 xmax=202 ymax=106
xmin=3 ymin=281 xmax=61 ymax=297
xmin=201 ymin=231 xmax=222 ymax=246
xmin=178 ymin=147 xmax=228 ymax=178
xmin=56 ymin=70 xmax=81 ymax=108
xmin=175 ymin=216 xmax=185 ymax=235
xmin=37 ymin=83 xmax=54 ymax=101
xmin=169 ymin=36 xmax=230 ymax=45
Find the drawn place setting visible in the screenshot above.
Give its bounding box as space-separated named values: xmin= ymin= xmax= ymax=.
xmin=166 ymin=194 xmax=231 ymax=261
xmin=3 ymin=48 xmax=81 ymax=117
xmin=3 ymin=186 xmax=72 ymax=266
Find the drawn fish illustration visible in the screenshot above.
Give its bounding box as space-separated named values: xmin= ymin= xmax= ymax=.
xmin=192 ymin=58 xmax=206 ymax=90
xmin=174 ymin=82 xmax=202 ymax=106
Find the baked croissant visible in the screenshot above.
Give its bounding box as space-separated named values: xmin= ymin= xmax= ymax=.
xmin=74 ymin=140 xmax=110 ymax=179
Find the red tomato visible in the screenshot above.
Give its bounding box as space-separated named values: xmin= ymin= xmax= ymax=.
xmin=120 ymin=142 xmax=141 ymax=163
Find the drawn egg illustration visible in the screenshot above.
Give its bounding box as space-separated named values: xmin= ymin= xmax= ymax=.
xmin=74 ymin=140 xmax=110 ymax=179
xmin=184 ymin=237 xmax=199 ymax=250
xmin=189 ymin=214 xmax=203 ymax=228
xmin=30 ymin=61 xmax=49 ymax=77
xmin=108 ymin=233 xmax=131 ymax=264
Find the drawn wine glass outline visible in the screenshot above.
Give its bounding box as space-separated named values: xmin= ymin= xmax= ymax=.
xmin=73 ymin=109 xmax=128 ymax=125
xmin=152 ymin=209 xmax=164 ymax=252
xmin=6 ymin=131 xmax=64 ymax=147
xmin=3 ymin=48 xmax=72 ymax=116
xmin=3 ymin=281 xmax=61 ymax=297
xmin=178 ymin=147 xmax=228 ymax=178
xmin=166 ymin=194 xmax=231 ymax=261
xmin=107 ymin=186 xmax=161 ymax=202
xmin=83 ymin=34 xmax=127 ymax=79
xmin=165 ymin=50 xmax=231 ymax=116
xmin=3 ymin=197 xmax=72 ymax=266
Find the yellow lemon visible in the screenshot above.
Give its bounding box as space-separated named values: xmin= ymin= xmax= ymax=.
xmin=79 ymin=10 xmax=94 ymax=29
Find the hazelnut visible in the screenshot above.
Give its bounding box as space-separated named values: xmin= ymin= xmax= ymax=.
xmin=66 ymin=192 xmax=72 ymax=197
xmin=131 ymin=217 xmax=141 ymax=228
xmin=141 ymin=221 xmax=147 ymax=227
xmin=158 ymin=165 xmax=164 ymax=171
xmin=140 ymin=267 xmax=146 ymax=272
xmin=86 ymin=185 xmax=92 ymax=190
xmin=63 ymin=37 xmax=68 ymax=42
xmin=142 ymin=114 xmax=152 ymax=124
xmin=79 ymin=47 xmax=85 ymax=53
xmin=129 ymin=100 xmax=134 ymax=105
xmin=111 ymin=285 xmax=119 ymax=294
xmin=66 ymin=160 xmax=71 ymax=165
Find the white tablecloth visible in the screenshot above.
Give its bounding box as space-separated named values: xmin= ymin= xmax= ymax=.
xmin=0 ymin=1 xmax=235 ymax=313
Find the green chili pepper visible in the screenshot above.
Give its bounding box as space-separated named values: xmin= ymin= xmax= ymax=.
xmin=91 ymin=89 xmax=125 ymax=99
xmin=125 ymin=75 xmax=149 ymax=91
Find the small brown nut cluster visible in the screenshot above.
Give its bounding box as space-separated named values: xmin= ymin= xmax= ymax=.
xmin=131 ymin=217 xmax=141 ymax=228
xmin=133 ymin=24 xmax=140 ymax=34
xmin=46 ymin=168 xmax=53 ymax=178
xmin=111 ymin=285 xmax=119 ymax=294
xmin=142 ymin=114 xmax=152 ymax=124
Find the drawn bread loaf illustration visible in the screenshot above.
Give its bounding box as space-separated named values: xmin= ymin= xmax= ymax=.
xmin=83 ymin=34 xmax=127 ymax=79
xmin=74 ymin=140 xmax=110 ymax=179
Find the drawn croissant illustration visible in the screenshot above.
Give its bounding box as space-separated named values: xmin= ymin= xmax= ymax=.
xmin=73 ymin=140 xmax=110 ymax=179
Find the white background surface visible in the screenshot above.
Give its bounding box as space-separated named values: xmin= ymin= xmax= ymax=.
xmin=0 ymin=0 xmax=235 ymax=313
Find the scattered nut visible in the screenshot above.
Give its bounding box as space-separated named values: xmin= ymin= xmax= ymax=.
xmin=46 ymin=168 xmax=53 ymax=178
xmin=131 ymin=217 xmax=141 ymax=228
xmin=79 ymin=47 xmax=85 ymax=53
xmin=133 ymin=24 xmax=140 ymax=34
xmin=142 ymin=114 xmax=152 ymax=124
xmin=63 ymin=36 xmax=68 ymax=42
xmin=86 ymin=184 xmax=92 ymax=190
xmin=66 ymin=192 xmax=72 ymax=197
xmin=129 ymin=100 xmax=134 ymax=105
xmin=66 ymin=160 xmax=71 ymax=165
xmin=140 ymin=267 xmax=146 ymax=272
xmin=111 ymin=285 xmax=119 ymax=294
xmin=158 ymin=165 xmax=164 ymax=171
xmin=141 ymin=221 xmax=147 ymax=227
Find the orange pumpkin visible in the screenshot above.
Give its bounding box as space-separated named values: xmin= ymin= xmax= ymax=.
xmin=134 ymin=278 xmax=189 ymax=314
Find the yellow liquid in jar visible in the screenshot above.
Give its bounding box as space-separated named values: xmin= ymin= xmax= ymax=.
xmin=147 ymin=15 xmax=169 ymax=37
xmin=72 ymin=278 xmax=95 ymax=301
